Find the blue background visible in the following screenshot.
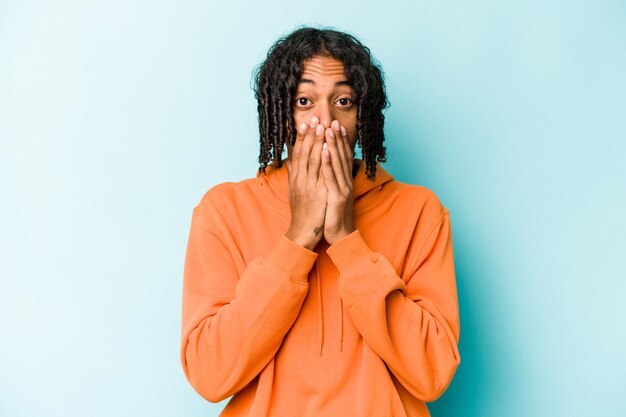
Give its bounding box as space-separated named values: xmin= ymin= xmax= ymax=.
xmin=1 ymin=1 xmax=624 ymax=416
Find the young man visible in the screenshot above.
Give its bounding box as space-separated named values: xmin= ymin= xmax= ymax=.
xmin=180 ymin=27 xmax=461 ymax=416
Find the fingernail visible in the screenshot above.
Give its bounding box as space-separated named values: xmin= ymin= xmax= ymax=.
xmin=298 ymin=123 xmax=307 ymax=133
xmin=332 ymin=120 xmax=340 ymax=131
xmin=341 ymin=126 xmax=347 ymax=136
xmin=326 ymin=128 xmax=335 ymax=138
xmin=323 ymin=142 xmax=328 ymax=149
xmin=310 ymin=117 xmax=319 ymax=127
xmin=316 ymin=124 xmax=324 ymax=135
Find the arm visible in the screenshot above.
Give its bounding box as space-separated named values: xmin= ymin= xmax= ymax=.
xmin=326 ymin=206 xmax=460 ymax=402
xmin=180 ymin=199 xmax=316 ymax=403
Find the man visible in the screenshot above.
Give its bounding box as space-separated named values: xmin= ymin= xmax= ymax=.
xmin=180 ymin=26 xmax=461 ymax=416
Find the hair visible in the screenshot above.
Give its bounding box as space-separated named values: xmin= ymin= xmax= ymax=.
xmin=252 ymin=26 xmax=389 ymax=181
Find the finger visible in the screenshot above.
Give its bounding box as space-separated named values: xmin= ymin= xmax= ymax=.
xmin=325 ymin=127 xmax=347 ymax=191
xmin=331 ymin=121 xmax=351 ymax=183
xmin=298 ymin=116 xmax=319 ymax=176
xmin=290 ymin=124 xmax=305 ymax=178
xmin=317 ymin=146 xmax=326 ymax=187
xmin=291 ymin=122 xmax=308 ymax=178
xmin=308 ymin=123 xmax=325 ymax=186
xmin=340 ymin=125 xmax=354 ymax=180
xmin=322 ymin=143 xmax=340 ymax=195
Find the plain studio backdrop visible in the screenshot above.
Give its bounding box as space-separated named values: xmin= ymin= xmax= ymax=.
xmin=1 ymin=1 xmax=624 ymax=416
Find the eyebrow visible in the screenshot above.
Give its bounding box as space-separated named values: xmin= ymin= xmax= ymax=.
xmin=298 ymin=78 xmax=352 ymax=87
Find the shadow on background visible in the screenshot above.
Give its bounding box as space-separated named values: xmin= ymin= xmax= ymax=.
xmin=384 ymin=117 xmax=507 ymax=416
xmin=427 ymin=244 xmax=489 ymax=416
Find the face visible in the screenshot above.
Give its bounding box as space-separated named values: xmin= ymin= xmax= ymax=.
xmin=285 ymin=55 xmax=358 ymax=159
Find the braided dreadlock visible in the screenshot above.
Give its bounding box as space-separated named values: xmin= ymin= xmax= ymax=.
xmin=252 ymin=26 xmax=389 ymax=181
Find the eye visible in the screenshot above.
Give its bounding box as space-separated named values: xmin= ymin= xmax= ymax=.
xmin=337 ymin=97 xmax=353 ymax=106
xmin=295 ymin=97 xmax=310 ymax=106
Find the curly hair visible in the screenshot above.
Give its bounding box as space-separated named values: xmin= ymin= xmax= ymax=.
xmin=252 ymin=26 xmax=390 ymax=181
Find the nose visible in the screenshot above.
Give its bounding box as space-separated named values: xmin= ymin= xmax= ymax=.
xmin=316 ymin=102 xmax=336 ymax=129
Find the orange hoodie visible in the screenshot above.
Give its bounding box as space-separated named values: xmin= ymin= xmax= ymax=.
xmin=180 ymin=158 xmax=460 ymax=416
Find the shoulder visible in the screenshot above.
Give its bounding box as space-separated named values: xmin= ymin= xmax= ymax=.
xmin=194 ymin=176 xmax=258 ymax=214
xmin=384 ymin=180 xmax=449 ymax=222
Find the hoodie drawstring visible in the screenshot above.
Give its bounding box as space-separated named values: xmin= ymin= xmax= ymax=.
xmin=316 ymin=264 xmax=324 ymax=356
xmin=315 ymin=261 xmax=344 ymax=355
xmin=339 ymin=296 xmax=343 ymax=352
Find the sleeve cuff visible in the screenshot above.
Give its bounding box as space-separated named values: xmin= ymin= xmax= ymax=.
xmin=326 ymin=229 xmax=379 ymax=270
xmin=265 ymin=234 xmax=318 ymax=285
xmin=327 ymin=229 xmax=406 ymax=296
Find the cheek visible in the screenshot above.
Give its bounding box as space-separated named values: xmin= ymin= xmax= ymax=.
xmin=340 ymin=116 xmax=358 ymax=142
xmin=292 ymin=108 xmax=308 ymax=125
xmin=292 ymin=115 xmax=305 ymax=130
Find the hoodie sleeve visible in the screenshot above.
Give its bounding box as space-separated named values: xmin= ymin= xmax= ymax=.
xmin=180 ymin=189 xmax=316 ymax=403
xmin=326 ymin=200 xmax=460 ymax=403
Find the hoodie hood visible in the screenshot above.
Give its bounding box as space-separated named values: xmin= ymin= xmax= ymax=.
xmin=256 ymin=158 xmax=395 ymax=355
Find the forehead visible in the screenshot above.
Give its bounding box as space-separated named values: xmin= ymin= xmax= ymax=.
xmin=298 ymin=55 xmax=349 ymax=86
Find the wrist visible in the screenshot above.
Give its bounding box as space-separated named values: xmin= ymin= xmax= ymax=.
xmin=284 ymin=229 xmax=318 ymax=251
xmin=325 ymin=227 xmax=356 ymax=246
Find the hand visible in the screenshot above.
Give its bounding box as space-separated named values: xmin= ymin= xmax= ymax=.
xmin=321 ymin=120 xmax=356 ymax=245
xmin=284 ymin=116 xmax=328 ymax=251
